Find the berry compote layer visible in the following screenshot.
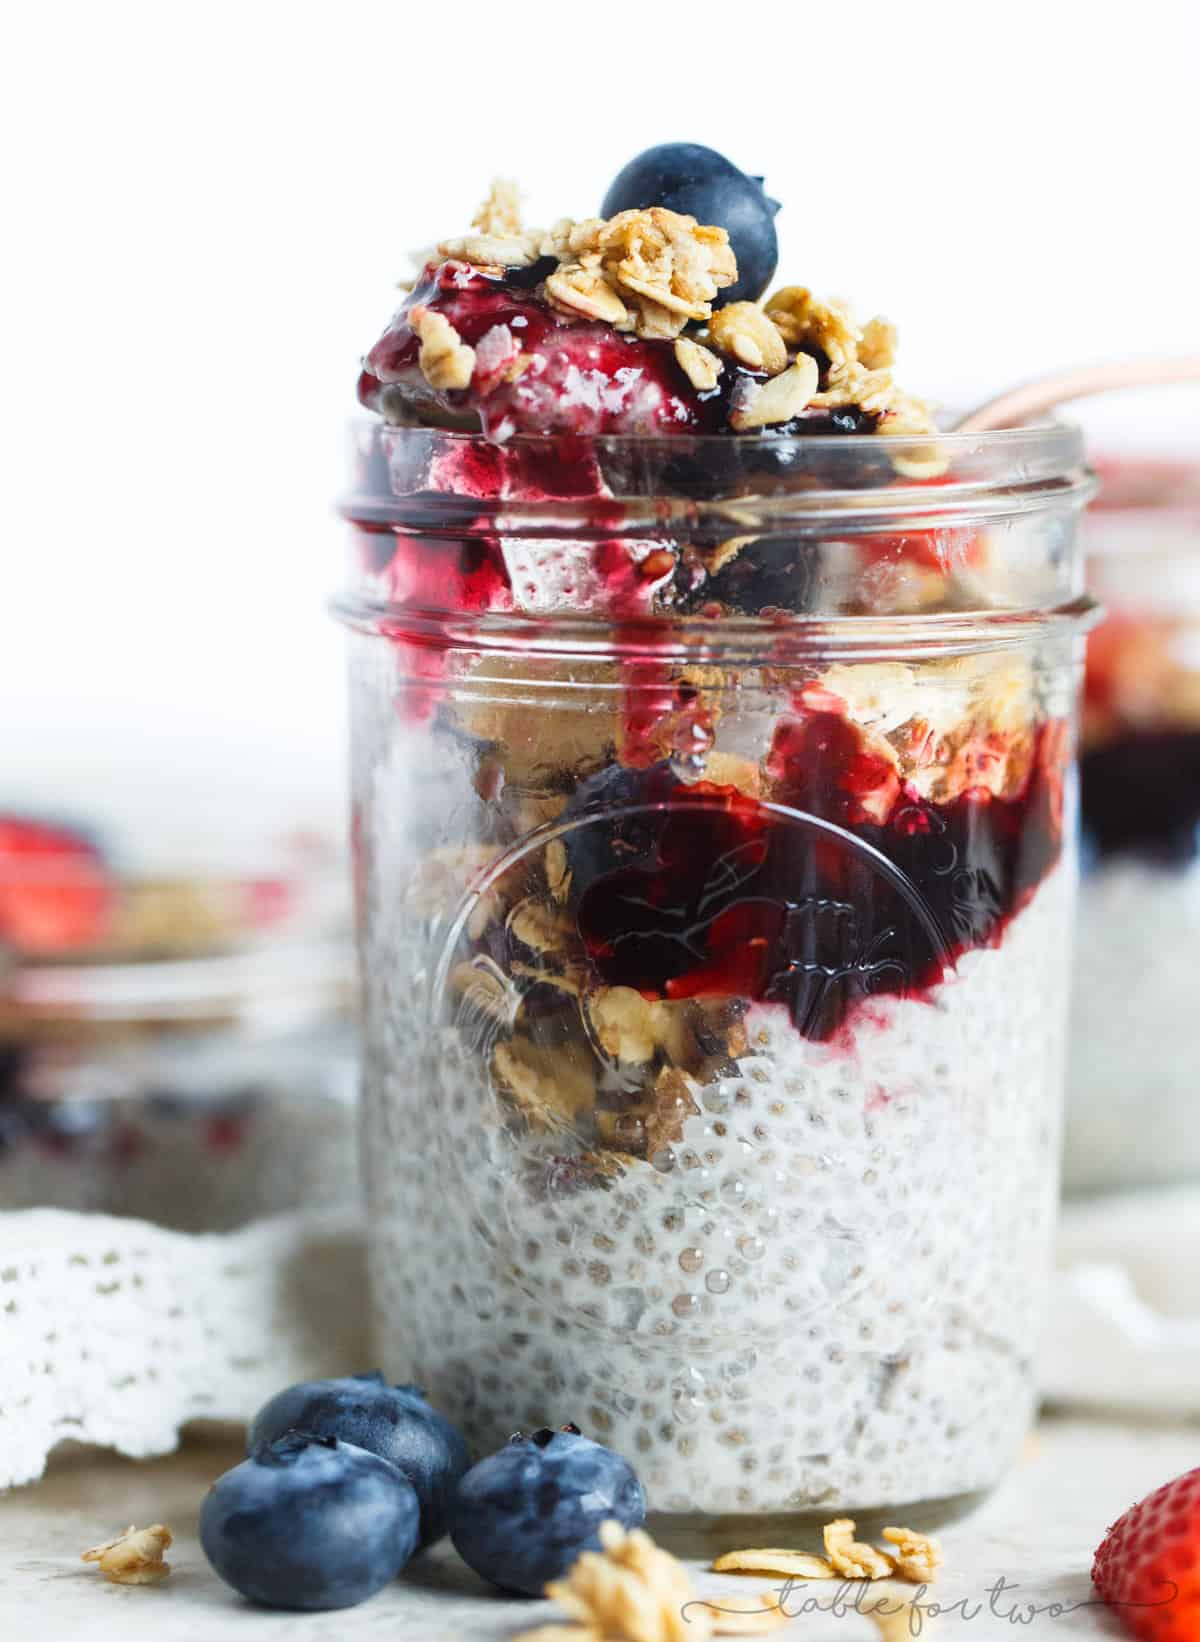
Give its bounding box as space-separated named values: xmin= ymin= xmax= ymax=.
xmin=349 ymin=168 xmax=1081 ymax=1524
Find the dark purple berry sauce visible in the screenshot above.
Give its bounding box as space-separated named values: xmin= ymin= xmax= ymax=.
xmin=1081 ymin=732 xmax=1200 ymax=866
xmin=564 ymin=716 xmax=1065 ymax=1042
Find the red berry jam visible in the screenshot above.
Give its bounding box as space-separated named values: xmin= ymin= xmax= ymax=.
xmin=566 ymin=715 xmax=1063 ymax=1041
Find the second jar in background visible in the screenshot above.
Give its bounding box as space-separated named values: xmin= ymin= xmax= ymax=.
xmin=1066 ymin=457 xmax=1200 ymax=1193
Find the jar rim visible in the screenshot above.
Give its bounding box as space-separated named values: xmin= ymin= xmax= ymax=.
xmin=338 ymin=418 xmax=1098 ymax=651
xmin=346 ymin=413 xmax=1085 ymax=458
xmin=341 ymin=417 xmax=1095 ymax=531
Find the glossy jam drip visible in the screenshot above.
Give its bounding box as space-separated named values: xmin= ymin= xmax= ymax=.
xmin=568 ymin=722 xmax=1063 ymax=1041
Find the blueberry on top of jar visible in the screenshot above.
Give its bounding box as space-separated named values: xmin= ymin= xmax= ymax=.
xmin=601 ymin=142 xmax=779 ymax=305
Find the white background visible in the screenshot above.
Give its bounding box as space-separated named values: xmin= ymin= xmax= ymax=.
xmin=2 ymin=0 xmax=1198 ymax=859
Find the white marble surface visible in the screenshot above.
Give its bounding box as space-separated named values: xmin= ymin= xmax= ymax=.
xmin=0 ymin=1416 xmax=1187 ymax=1639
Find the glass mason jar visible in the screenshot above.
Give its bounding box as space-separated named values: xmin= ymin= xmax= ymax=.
xmin=337 ymin=421 xmax=1094 ymax=1537
xmin=1066 ymin=457 xmax=1200 ymax=1193
xmin=0 ymin=833 xmax=357 ymax=1231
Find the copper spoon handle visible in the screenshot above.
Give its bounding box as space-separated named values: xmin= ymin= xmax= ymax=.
xmin=955 ymin=355 xmax=1200 ymax=434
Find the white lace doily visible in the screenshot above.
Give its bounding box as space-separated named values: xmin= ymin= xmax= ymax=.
xmin=0 ymin=1209 xmax=367 ymax=1489
xmin=1042 ymin=1185 xmax=1200 ymax=1416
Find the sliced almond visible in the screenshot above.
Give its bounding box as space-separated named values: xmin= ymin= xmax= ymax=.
xmin=729 ymin=354 xmax=820 ymax=431
xmin=708 ymin=303 xmax=789 ymax=375
xmin=510 ymin=1628 xmax=602 ymax=1642
xmin=711 ymin=1549 xmax=835 ymax=1579
xmin=674 ymin=337 xmax=724 ymax=392
xmin=615 ymin=269 xmax=708 ymax=322
xmin=545 ymin=266 xmax=631 ymax=327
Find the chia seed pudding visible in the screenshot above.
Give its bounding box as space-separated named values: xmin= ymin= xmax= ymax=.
xmin=338 ymin=158 xmax=1094 ymax=1531
xmin=1066 ymin=459 xmax=1200 ymax=1193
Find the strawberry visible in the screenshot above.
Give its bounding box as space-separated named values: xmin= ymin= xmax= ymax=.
xmin=1093 ymin=1466 xmax=1200 ymax=1639
xmin=0 ymin=817 xmax=112 ymax=954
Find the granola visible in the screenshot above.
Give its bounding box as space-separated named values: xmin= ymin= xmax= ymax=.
xmin=729 ymin=355 xmax=820 ymax=430
xmin=363 ymin=184 xmax=933 ymax=435
xmin=882 ymin=1526 xmax=943 ymax=1584
xmin=543 ymin=1519 xmax=704 ymax=1642
xmin=823 ymin=1518 xmax=897 ymax=1581
xmin=711 ymin=1548 xmax=836 ymax=1579
xmin=512 ymin=1521 xmax=792 ymax=1642
xmin=81 ymin=1523 xmax=172 ymax=1586
xmin=711 ymin=1521 xmax=945 ymax=1590
xmin=673 ymin=337 xmax=723 ymax=392
xmin=409 ymin=305 xmax=475 ymax=392
xmin=706 ymin=304 xmax=789 ymax=376
xmin=473 ymin=178 xmax=523 ymax=238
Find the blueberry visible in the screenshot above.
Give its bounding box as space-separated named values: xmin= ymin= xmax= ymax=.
xmin=200 ymin=1432 xmax=419 ymax=1611
xmin=560 ymin=762 xmax=678 ymax=896
xmin=601 ymin=143 xmax=779 ymax=305
xmin=450 ymin=1426 xmax=645 ymax=1595
xmin=247 ymin=1373 xmax=470 ymax=1547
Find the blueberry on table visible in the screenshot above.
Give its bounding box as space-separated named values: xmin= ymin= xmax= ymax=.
xmin=200 ymin=1432 xmax=420 ymax=1611
xmin=247 ymin=1372 xmax=470 ymax=1547
xmin=601 ymin=142 xmax=779 ymax=305
xmin=450 ymin=1425 xmax=646 ymax=1596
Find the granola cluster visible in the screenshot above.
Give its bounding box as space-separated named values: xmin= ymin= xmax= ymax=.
xmin=445 ymin=819 xmax=749 ymax=1156
xmin=515 ymin=1519 xmax=786 ymax=1642
xmin=712 ymin=1519 xmax=943 ymax=1587
xmin=407 ymin=181 xmax=933 ymax=432
xmin=440 ymin=203 xmax=737 ymax=342
xmin=514 ymin=1518 xmax=941 ymax=1642
xmin=82 ymin=1523 xmax=172 ymax=1585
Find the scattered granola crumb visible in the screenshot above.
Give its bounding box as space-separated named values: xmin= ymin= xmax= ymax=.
xmin=823 ymin=1518 xmax=896 ymax=1581
xmin=473 ymin=178 xmax=523 ymax=238
xmin=882 ymin=1526 xmax=943 ymax=1584
xmin=543 ymin=1518 xmax=706 ymax=1642
xmin=409 ymin=305 xmax=475 ymax=392
xmin=437 ymin=230 xmax=541 ymax=269
xmin=711 ymin=1547 xmax=835 ymax=1579
xmin=82 ymin=1524 xmax=172 ymax=1586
